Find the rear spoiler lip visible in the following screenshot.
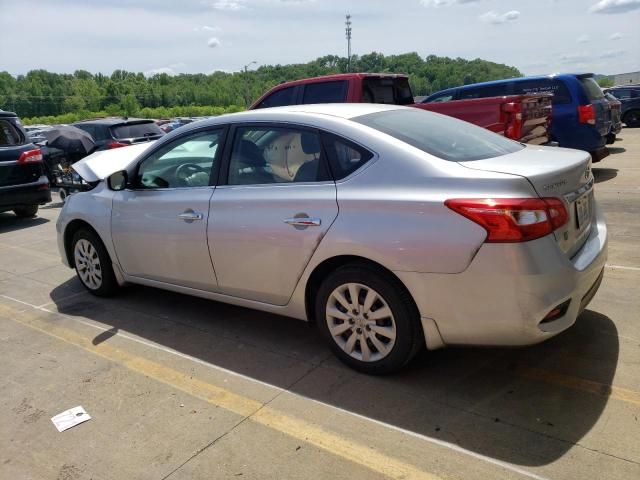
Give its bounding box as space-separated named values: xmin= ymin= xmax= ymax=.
xmin=576 ymin=73 xmax=595 ymax=80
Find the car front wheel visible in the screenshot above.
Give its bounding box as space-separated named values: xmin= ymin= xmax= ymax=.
xmin=72 ymin=229 xmax=118 ymax=297
xmin=315 ymin=264 xmax=423 ymax=374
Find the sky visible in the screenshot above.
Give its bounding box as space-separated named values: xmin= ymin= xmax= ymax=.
xmin=0 ymin=0 xmax=639 ymax=77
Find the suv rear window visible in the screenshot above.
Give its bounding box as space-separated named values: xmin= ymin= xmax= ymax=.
xmin=0 ymin=119 xmax=23 ymax=146
xmin=512 ymin=79 xmax=572 ymax=104
xmin=579 ymin=77 xmax=605 ymax=101
xmin=354 ymin=108 xmax=523 ymax=162
xmin=111 ymin=122 xmax=163 ymax=139
xmin=362 ymin=77 xmax=413 ymax=105
xmin=302 ymin=81 xmax=348 ymax=104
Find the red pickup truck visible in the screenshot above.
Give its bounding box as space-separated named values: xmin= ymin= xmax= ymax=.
xmin=250 ymin=73 xmax=552 ymax=145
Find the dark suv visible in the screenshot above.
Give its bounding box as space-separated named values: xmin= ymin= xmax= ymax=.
xmin=604 ymin=85 xmax=640 ymax=128
xmin=0 ymin=111 xmax=51 ymax=218
xmin=72 ymin=118 xmax=164 ymax=151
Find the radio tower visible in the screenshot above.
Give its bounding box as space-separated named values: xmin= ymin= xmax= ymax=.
xmin=345 ymin=14 xmax=352 ymax=72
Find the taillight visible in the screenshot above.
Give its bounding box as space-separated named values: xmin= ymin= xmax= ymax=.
xmin=504 ymin=102 xmax=523 ymax=140
xmin=17 ymin=149 xmax=43 ymax=163
xmin=577 ymin=104 xmax=596 ymax=125
xmin=445 ymin=198 xmax=569 ymax=243
xmin=108 ymin=141 xmax=128 ymax=149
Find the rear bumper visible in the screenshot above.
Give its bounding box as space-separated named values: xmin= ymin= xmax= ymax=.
xmin=0 ymin=176 xmax=51 ymax=211
xmin=396 ymin=202 xmax=608 ymax=348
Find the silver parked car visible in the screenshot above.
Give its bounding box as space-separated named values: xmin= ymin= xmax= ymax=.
xmin=57 ymin=104 xmax=607 ymax=374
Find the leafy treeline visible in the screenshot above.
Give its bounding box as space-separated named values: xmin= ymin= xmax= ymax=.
xmin=0 ymin=52 xmax=522 ymax=124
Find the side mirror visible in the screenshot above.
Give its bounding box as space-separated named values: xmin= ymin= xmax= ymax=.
xmin=107 ymin=170 xmax=128 ymax=191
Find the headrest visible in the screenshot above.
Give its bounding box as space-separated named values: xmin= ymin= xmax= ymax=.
xmin=236 ymin=139 xmax=265 ymax=167
xmin=301 ymin=132 xmax=321 ymax=155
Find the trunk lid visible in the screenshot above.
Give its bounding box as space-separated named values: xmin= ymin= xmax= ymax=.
xmin=72 ymin=141 xmax=155 ymax=182
xmin=460 ymin=145 xmax=594 ymax=257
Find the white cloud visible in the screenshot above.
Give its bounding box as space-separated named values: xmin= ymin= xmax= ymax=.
xmin=144 ymin=67 xmax=177 ymax=77
xmin=609 ymin=32 xmax=623 ymax=40
xmin=193 ymin=25 xmax=221 ymax=33
xmin=204 ymin=0 xmax=247 ymax=10
xmin=420 ymin=0 xmax=481 ymax=6
xmin=589 ymin=0 xmax=640 ymax=14
xmin=479 ymin=10 xmax=520 ymax=24
xmin=207 ymin=37 xmax=221 ymax=48
xmin=577 ymin=34 xmax=590 ymax=43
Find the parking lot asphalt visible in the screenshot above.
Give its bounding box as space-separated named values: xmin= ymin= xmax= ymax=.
xmin=1 ymin=130 xmax=639 ymax=480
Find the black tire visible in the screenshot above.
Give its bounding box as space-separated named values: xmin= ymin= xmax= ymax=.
xmin=624 ymin=110 xmax=640 ymax=128
xmin=315 ymin=263 xmax=424 ymax=375
xmin=71 ymin=229 xmax=118 ymax=297
xmin=606 ymin=133 xmax=616 ymax=145
xmin=13 ymin=205 xmax=38 ymax=218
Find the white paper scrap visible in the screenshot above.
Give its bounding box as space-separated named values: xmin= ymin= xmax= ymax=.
xmin=51 ymin=406 xmax=91 ymax=432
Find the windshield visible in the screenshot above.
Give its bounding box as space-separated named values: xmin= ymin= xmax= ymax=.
xmin=353 ymin=109 xmax=524 ymax=161
xmin=111 ymin=122 xmax=163 ymax=139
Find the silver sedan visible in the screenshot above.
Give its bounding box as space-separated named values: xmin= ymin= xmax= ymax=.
xmin=57 ymin=104 xmax=607 ymax=374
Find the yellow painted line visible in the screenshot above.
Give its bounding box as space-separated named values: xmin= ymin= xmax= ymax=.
xmin=517 ymin=366 xmax=640 ymax=407
xmin=0 ymin=302 xmax=441 ymax=480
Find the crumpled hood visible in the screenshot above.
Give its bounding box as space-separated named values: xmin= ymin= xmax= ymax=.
xmin=72 ymin=142 xmax=155 ymax=182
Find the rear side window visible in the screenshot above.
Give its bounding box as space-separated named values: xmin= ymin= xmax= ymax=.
xmin=579 ymin=77 xmax=605 ymax=101
xmin=362 ymin=77 xmax=414 ymax=105
xmin=0 ymin=119 xmax=23 ymax=146
xmin=512 ymin=79 xmax=572 ymax=104
xmin=458 ymin=84 xmax=508 ymax=100
xmin=322 ymin=133 xmax=373 ymax=179
xmin=354 ymin=109 xmax=523 ymax=162
xmin=425 ymin=92 xmax=455 ymax=103
xmin=256 ymin=86 xmax=297 ymax=108
xmin=111 ymin=122 xmax=163 ymax=139
xmin=302 ymin=81 xmax=348 ymax=104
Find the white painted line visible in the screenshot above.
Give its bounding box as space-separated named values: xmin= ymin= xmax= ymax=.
xmin=0 ymin=294 xmax=551 ymax=480
xmin=605 ymin=264 xmax=640 ymax=272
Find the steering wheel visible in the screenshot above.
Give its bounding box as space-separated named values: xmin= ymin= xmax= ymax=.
xmin=175 ymin=163 xmax=207 ymax=183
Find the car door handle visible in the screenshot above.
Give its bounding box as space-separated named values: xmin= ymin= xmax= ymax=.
xmin=178 ymin=210 xmax=204 ymax=221
xmin=284 ymin=217 xmax=321 ymax=227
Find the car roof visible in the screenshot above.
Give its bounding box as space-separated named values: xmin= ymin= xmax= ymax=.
xmin=191 ymin=103 xmax=404 ymax=126
xmin=428 ymin=73 xmax=593 ymax=96
xmin=0 ymin=111 xmax=18 ymax=118
xmin=74 ymin=117 xmax=154 ymax=126
xmin=269 ymin=72 xmax=409 ymax=88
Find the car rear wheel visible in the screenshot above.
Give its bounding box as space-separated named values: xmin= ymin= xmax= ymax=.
xmin=315 ymin=264 xmax=423 ymax=374
xmin=624 ymin=110 xmax=640 ymax=128
xmin=72 ymin=229 xmax=118 ymax=297
xmin=13 ymin=205 xmax=38 ymax=218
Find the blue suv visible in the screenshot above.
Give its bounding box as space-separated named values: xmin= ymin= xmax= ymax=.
xmin=422 ymin=74 xmax=611 ymax=161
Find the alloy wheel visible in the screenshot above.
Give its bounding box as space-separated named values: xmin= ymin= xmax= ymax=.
xmin=74 ymin=239 xmax=102 ymax=290
xmin=325 ymin=282 xmax=397 ymax=362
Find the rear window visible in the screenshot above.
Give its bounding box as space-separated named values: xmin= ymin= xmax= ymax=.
xmin=302 ymin=81 xmax=348 ymax=104
xmin=111 ymin=122 xmax=163 ymax=139
xmin=512 ymin=79 xmax=572 ymax=104
xmin=354 ymin=109 xmax=524 ymax=162
xmin=362 ymin=77 xmax=414 ymax=105
xmin=0 ymin=119 xmax=23 ymax=146
xmin=579 ymin=77 xmax=605 ymax=101
xmin=257 ymin=86 xmax=297 ymax=108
